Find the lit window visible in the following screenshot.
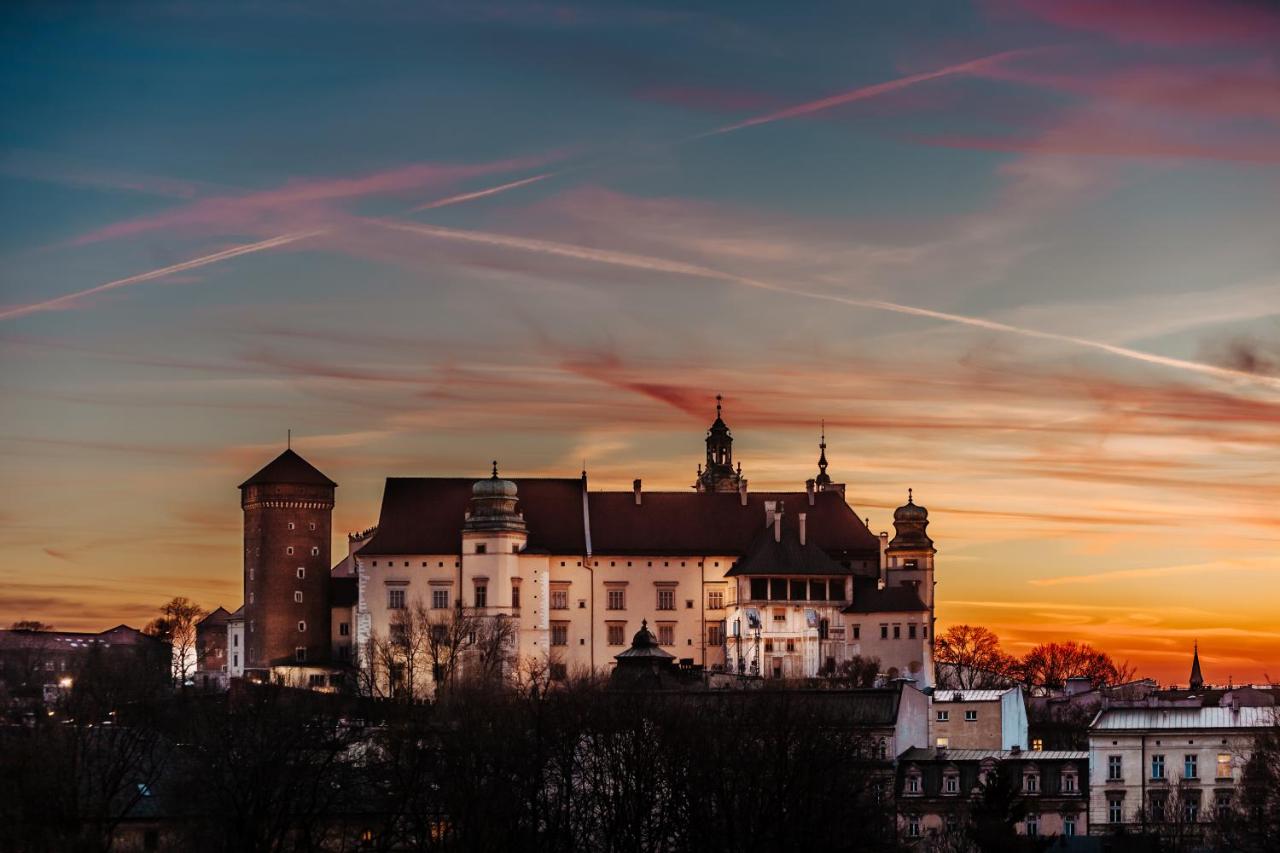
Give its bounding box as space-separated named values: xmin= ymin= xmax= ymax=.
xmin=1217 ymin=753 xmax=1232 ymax=779
xmin=388 ymin=589 xmax=406 ymax=610
xmin=294 ymin=591 xmax=303 ymax=603
xmin=936 ymin=737 xmax=948 ymax=748
xmin=1032 ymin=738 xmax=1043 ymax=751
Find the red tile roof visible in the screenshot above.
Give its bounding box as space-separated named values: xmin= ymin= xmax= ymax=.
xmin=358 ymin=477 xmax=881 ymax=568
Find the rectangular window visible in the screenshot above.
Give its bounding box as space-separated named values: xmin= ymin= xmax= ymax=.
xmin=657 ymin=624 xmax=674 ymax=646
xmin=388 ymin=589 xmax=406 ymax=610
xmin=707 ymin=590 xmax=724 ymax=609
xmin=607 ymin=623 xmax=625 ymax=646
xmin=1063 ymin=815 xmax=1076 ymax=836
xmin=1109 ymin=798 xmax=1123 ymax=823
xmin=770 ymin=578 xmax=788 ymax=600
xmin=789 ymin=580 xmax=806 ymax=600
xmin=1108 ymin=755 xmax=1123 ymax=780
xmin=294 ymin=591 xmax=303 ymax=603
xmin=474 ymin=585 xmax=487 ymax=608
xmin=1184 ymin=754 xmax=1198 ymax=779
xmin=707 ymin=623 xmax=724 ymax=646
xmin=852 ymin=624 xmax=860 ymax=640
xmin=233 ymin=635 xmax=239 ymax=647
xmin=908 ymin=816 xmax=920 ymax=838
xmin=1063 ymin=774 xmax=1076 ymax=792
xmin=1032 ymin=738 xmax=1044 ymax=751
xmin=475 ymin=543 xmax=487 ymax=554
xmin=772 ymin=608 xmax=786 ymax=624
xmin=907 ymin=776 xmax=920 ymax=794
xmin=339 ymin=622 xmax=349 ymax=636
xmin=965 ymin=710 xmax=978 ymax=721
xmin=893 ymin=624 xmax=901 ymax=639
xmin=945 ymin=775 xmax=958 ymax=794
xmin=431 ymin=589 xmax=449 ymax=610
xmin=295 ymin=647 xmax=306 ymax=662
xmin=785 ymin=638 xmax=796 ymax=652
xmin=1217 ymin=753 xmax=1232 ymax=779
xmin=1025 ymin=774 xmax=1038 ymax=793
xmin=551 ymin=622 xmax=568 ymax=646
xmin=310 ymin=546 xmax=319 ymax=556
xmin=908 ymin=623 xmax=917 ymax=639
xmin=1152 ymin=755 xmax=1165 ymax=779
xmin=549 ymin=662 xmax=567 ymax=681
xmin=880 ymin=624 xmax=888 ymax=639
xmin=657 ymin=588 xmax=675 ymax=610
xmin=550 ymin=589 xmax=568 ymax=610
xmin=808 ymin=579 xmax=827 ymax=601
xmin=935 ymin=737 xmax=948 ymax=748
xmin=1182 ymin=798 xmax=1199 ymax=823
xmin=286 ymin=547 xmax=294 ymax=555
xmin=750 ymin=578 xmax=768 ymax=600
xmin=296 ymin=567 xmax=305 ymax=579
xmin=1025 ymin=814 xmax=1039 ymax=837
xmin=607 ymin=588 xmax=625 ymax=610
xmin=297 ymin=621 xmax=306 ymax=632
xmin=511 ymin=583 xmax=520 ymax=609
xmin=937 ymin=710 xmax=949 ymax=722
xmin=828 ymin=578 xmax=844 ymax=600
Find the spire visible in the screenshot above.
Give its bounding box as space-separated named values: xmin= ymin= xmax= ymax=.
xmin=695 ymin=393 xmax=744 ymax=492
xmin=1189 ymin=641 xmax=1204 ymax=691
xmin=815 ymin=419 xmax=831 ymax=487
xmin=908 ymin=487 xmax=914 ymax=504
xmin=716 ymin=393 xmax=722 ymax=420
xmin=491 ymin=459 xmax=499 ymax=478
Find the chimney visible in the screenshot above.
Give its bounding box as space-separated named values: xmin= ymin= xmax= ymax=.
xmin=805 ymin=478 xmax=816 ymax=506
xmin=1010 ymin=744 xmax=1021 ymax=754
xmin=633 ymin=478 xmax=642 ymax=506
xmin=799 ymin=513 xmax=807 ymax=546
xmin=764 ymin=500 xmax=776 ymax=528
xmin=739 ymin=479 xmax=748 ymax=506
xmin=773 ymin=501 xmax=784 ymax=543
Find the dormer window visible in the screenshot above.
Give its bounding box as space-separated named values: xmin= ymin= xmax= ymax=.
xmin=944 ymin=773 xmax=959 ymax=795
xmin=1024 ymin=770 xmax=1040 ymax=793
xmin=906 ymin=773 xmax=921 ymax=795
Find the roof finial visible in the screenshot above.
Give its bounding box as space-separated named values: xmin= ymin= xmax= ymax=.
xmin=287 ymin=428 xmax=291 ymax=450
xmin=716 ymin=393 xmax=722 ymax=419
xmin=908 ymin=487 xmax=914 ymax=504
xmin=491 ymin=460 xmax=499 ymax=479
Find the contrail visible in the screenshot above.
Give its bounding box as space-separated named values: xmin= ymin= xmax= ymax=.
xmin=697 ymin=48 xmax=1034 ymax=138
xmin=376 ymin=218 xmax=1280 ymax=391
xmin=411 ymin=173 xmax=555 ymax=211
xmin=0 ymin=230 xmax=325 ymax=322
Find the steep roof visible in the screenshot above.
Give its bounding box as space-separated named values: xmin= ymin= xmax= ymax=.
xmin=726 ymin=518 xmax=854 ymax=577
xmin=196 ymin=607 xmax=231 ymax=628
xmin=359 ymin=477 xmax=587 ymax=556
xmin=239 ymin=448 xmax=337 ymax=489
xmin=358 ymin=478 xmax=882 ymax=565
xmin=843 ymin=578 xmax=929 ymax=613
xmin=589 ymin=490 xmax=880 ymax=560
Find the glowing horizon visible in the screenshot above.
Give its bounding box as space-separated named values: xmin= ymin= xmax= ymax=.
xmin=2 ymin=0 xmax=1278 ymax=686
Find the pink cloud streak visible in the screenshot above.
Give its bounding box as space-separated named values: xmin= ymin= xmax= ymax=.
xmin=1005 ymin=0 xmax=1280 ymax=46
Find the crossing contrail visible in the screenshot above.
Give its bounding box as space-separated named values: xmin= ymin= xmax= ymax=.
xmin=411 ymin=173 xmax=556 ymax=211
xmin=376 ymin=218 xmax=1280 ymax=391
xmin=0 ymin=230 xmax=325 ymax=322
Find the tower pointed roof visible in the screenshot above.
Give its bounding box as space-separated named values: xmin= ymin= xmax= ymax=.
xmin=239 ymin=448 xmax=337 ymax=489
xmin=815 ymin=420 xmax=831 ymax=488
xmin=1189 ymin=641 xmax=1204 ymax=691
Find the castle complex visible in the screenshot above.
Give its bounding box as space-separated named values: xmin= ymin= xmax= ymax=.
xmin=229 ymin=399 xmax=935 ymax=693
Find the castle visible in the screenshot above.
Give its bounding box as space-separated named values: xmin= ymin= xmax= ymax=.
xmin=224 ymin=399 xmax=936 ymax=693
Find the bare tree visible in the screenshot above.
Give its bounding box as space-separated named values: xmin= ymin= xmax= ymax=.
xmin=1019 ymin=641 xmax=1135 ymax=690
xmin=144 ymin=597 xmax=205 ymax=688
xmin=934 ymin=625 xmax=1020 ymax=689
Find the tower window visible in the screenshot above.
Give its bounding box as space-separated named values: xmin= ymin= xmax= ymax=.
xmin=286 ymin=547 xmax=294 ymax=555
xmin=298 ymin=621 xmax=306 ymax=632
xmin=288 ymin=522 xmax=295 ymax=530
xmin=311 ymin=547 xmax=320 ymax=556
xmin=294 ymin=591 xmax=303 ymax=603
xmin=296 ymin=567 xmax=305 ymax=579
xmin=249 ymin=592 xmax=254 ymax=604
xmin=339 ymin=622 xmax=349 ymax=636
xmin=309 ymin=522 xmax=315 ymax=531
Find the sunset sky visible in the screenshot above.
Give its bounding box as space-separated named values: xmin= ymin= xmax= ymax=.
xmin=2 ymin=0 xmax=1278 ymax=684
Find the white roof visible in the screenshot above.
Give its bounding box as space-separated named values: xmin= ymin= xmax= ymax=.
xmin=933 ymin=689 xmax=1014 ymax=702
xmin=1093 ymin=707 xmax=1278 ymax=731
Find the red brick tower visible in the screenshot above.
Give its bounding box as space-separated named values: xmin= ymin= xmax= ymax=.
xmin=239 ymin=448 xmax=336 ymax=674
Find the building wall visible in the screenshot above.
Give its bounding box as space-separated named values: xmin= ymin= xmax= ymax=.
xmin=846 ymin=607 xmax=932 ymax=687
xmin=226 ymin=621 xmax=244 ymax=678
xmin=1088 ymin=728 xmax=1258 ymax=832
xmin=242 ymin=482 xmax=334 ymax=670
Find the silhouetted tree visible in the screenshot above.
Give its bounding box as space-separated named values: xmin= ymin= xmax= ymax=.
xmin=934 ymin=625 xmax=1020 ymax=689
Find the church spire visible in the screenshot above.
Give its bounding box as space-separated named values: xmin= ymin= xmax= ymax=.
xmin=1189 ymin=641 xmax=1204 ymax=691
